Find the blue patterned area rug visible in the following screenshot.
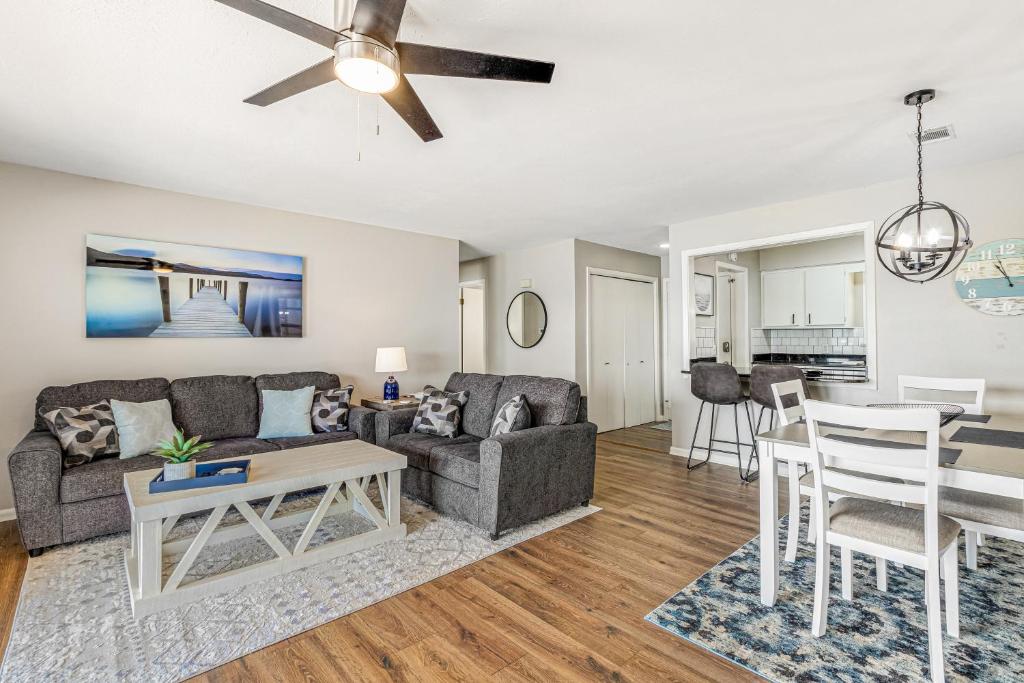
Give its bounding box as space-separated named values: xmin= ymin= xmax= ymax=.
xmin=646 ymin=512 xmax=1024 ymax=682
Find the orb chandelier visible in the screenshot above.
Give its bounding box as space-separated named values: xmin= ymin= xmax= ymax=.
xmin=875 ymin=89 xmax=972 ymax=283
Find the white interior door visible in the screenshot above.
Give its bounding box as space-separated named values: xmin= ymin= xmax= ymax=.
xmin=589 ymin=275 xmax=625 ymax=432
xmin=460 ymin=286 xmax=485 ymax=373
xmin=716 ymin=273 xmax=733 ymax=364
xmin=624 ymin=279 xmax=657 ymax=427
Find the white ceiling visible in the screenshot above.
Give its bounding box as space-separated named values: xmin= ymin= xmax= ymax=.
xmin=2 ymin=1 xmax=1023 ymax=259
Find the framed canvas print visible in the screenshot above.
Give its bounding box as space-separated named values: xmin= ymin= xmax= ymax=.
xmin=86 ymin=235 xmax=303 ymax=338
xmin=693 ymin=273 xmax=714 ymax=316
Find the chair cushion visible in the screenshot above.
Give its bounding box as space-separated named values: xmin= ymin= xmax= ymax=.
xmin=35 ymin=377 xmax=170 ymax=432
xmin=494 ymin=375 xmax=581 ymax=427
xmin=385 ymin=433 xmax=480 ymax=471
xmin=170 ymin=375 xmax=258 ymax=440
xmin=443 ymin=373 xmax=505 ymax=439
xmin=940 ymin=487 xmax=1024 ymax=532
xmin=269 ymin=431 xmax=358 ymax=450
xmin=828 ymin=497 xmax=961 ymax=554
xmin=429 ymin=442 xmax=482 ymax=488
xmin=59 ymin=437 xmax=278 ymax=503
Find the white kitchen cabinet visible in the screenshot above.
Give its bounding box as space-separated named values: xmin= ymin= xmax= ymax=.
xmin=804 ymin=264 xmax=848 ymax=326
xmin=761 ymin=263 xmax=862 ymax=328
xmin=761 ymin=269 xmax=804 ymax=327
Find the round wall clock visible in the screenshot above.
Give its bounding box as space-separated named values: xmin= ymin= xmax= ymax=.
xmin=954 ymin=238 xmax=1024 ymax=316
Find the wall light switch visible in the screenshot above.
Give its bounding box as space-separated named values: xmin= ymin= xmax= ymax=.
xmin=520 ymin=279 xmax=533 ymax=288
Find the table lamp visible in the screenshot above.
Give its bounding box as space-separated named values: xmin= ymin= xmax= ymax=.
xmin=375 ymin=347 xmax=408 ymax=400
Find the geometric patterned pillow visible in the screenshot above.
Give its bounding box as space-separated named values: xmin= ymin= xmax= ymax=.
xmin=311 ymin=385 xmax=354 ymax=433
xmin=489 ymin=394 xmax=531 ymax=437
xmin=39 ymin=402 xmax=120 ymax=468
xmin=410 ymin=387 xmax=470 ymax=439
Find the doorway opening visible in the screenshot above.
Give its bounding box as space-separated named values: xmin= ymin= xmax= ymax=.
xmin=459 ymin=280 xmax=486 ymax=373
xmin=715 ymin=262 xmax=749 ymax=367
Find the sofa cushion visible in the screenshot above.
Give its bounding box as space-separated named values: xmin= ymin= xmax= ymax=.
xmin=489 ymin=394 xmax=531 ymax=437
xmin=443 ymin=373 xmax=505 ymax=439
xmin=411 ymin=388 xmax=469 ymax=438
xmin=429 ymin=442 xmax=481 ymax=488
xmin=385 ymin=432 xmax=480 ymax=471
xmin=312 ymin=386 xmax=354 ymax=433
xmin=59 ymin=437 xmax=279 ymax=504
xmin=257 ymin=386 xmax=315 ymax=439
xmin=255 ymin=371 xmax=340 ymax=415
xmin=35 ymin=377 xmax=170 ymax=432
xmin=494 ymin=375 xmax=581 ymax=426
xmin=269 ymin=431 xmax=358 ymax=450
xmin=170 ymin=375 xmax=258 ymax=440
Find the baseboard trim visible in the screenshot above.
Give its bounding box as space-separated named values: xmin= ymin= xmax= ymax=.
xmin=0 ymin=508 xmax=16 ymax=522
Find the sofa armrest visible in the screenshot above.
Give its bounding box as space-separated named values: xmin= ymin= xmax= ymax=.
xmin=347 ymin=406 xmax=377 ymax=443
xmin=374 ymin=407 xmax=418 ymax=446
xmin=478 ymin=421 xmax=597 ymax=536
xmin=8 ymin=431 xmax=64 ymax=551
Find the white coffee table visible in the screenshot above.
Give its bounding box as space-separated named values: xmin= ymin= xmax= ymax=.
xmin=122 ymin=440 xmax=407 ymax=618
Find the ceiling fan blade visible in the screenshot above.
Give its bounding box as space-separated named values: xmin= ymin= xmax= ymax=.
xmin=244 ymin=58 xmax=336 ymax=106
xmin=396 ymin=43 xmax=554 ymax=83
xmin=350 ymin=0 xmax=407 ymax=46
xmin=381 ymin=76 xmax=442 ymax=142
xmin=213 ymin=0 xmax=343 ymax=49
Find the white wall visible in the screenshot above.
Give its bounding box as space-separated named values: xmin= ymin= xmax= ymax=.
xmin=669 ymin=153 xmax=1024 ymax=452
xmin=459 ymin=240 xmax=576 ymax=380
xmin=758 ymin=234 xmax=864 ymax=271
xmin=0 ymin=162 xmax=460 ymax=511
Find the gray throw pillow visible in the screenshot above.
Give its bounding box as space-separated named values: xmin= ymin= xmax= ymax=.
xmin=411 ymin=387 xmax=470 ymax=438
xmin=312 ymin=385 xmax=354 ymax=433
xmin=111 ymin=398 xmax=176 ymax=459
xmin=39 ymin=402 xmax=119 ymax=468
xmin=489 ymin=394 xmax=531 ymax=437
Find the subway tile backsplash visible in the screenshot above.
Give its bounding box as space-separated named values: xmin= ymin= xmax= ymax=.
xmin=751 ymin=327 xmax=866 ymax=356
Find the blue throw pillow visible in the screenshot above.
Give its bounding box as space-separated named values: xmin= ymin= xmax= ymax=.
xmin=257 ymin=386 xmax=316 ymax=439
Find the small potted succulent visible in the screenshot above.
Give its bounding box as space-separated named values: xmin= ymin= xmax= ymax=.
xmin=156 ymin=429 xmax=214 ymax=481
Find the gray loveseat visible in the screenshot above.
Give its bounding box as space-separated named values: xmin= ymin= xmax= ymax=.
xmin=375 ymin=372 xmax=597 ymax=540
xmin=9 ymin=371 xmax=375 ymax=556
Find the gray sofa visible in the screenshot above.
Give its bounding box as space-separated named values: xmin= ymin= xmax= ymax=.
xmin=9 ymin=371 xmax=375 ymax=556
xmin=375 ymin=372 xmax=597 ymax=540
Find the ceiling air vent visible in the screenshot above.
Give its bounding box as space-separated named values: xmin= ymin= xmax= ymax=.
xmin=909 ymin=124 xmax=956 ymax=145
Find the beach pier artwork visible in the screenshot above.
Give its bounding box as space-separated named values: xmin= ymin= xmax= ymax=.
xmin=86 ymin=235 xmax=303 ymax=338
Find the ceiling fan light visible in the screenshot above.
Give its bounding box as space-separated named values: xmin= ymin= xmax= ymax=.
xmin=334 ymin=38 xmax=400 ymax=94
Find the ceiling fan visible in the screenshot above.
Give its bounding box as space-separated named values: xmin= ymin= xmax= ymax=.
xmin=213 ymin=0 xmax=555 ymax=142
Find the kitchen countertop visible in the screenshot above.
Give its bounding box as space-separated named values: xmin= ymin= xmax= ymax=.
xmin=682 ymin=357 xmax=868 ymax=383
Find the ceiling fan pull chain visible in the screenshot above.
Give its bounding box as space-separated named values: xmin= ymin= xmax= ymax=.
xmin=376 ymin=97 xmax=381 ymax=137
xmin=355 ymin=93 xmax=362 ymax=162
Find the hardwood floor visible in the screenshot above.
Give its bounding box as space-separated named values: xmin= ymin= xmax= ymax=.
xmin=0 ymin=426 xmax=779 ymax=682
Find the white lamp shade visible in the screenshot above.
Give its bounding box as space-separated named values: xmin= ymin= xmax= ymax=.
xmin=375 ymin=347 xmax=408 ymax=373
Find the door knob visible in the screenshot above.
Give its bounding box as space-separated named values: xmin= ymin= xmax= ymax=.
xmin=604 ymin=362 xmax=611 ymax=365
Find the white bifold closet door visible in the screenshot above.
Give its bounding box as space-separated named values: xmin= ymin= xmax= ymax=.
xmin=589 ymin=275 xmax=657 ymax=433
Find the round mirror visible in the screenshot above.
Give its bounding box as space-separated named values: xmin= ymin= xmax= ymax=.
xmin=506 ymin=291 xmax=547 ymax=348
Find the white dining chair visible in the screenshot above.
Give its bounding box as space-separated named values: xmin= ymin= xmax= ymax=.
xmin=771 ymin=380 xmax=898 ymax=573
xmin=804 ymin=400 xmax=960 ymax=683
xmin=940 ymin=488 xmax=1024 ymax=570
xmin=897 ymin=375 xmax=986 ymax=413
xmin=898 ymin=375 xmax=993 ymax=555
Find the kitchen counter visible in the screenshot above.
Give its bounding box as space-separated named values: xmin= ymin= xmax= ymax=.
xmin=683 ymin=355 xmax=868 ymax=383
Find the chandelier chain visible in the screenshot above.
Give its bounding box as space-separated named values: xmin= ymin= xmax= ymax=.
xmin=916 ymin=102 xmax=924 ymax=207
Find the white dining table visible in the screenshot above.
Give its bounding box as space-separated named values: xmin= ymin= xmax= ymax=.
xmin=754 ymin=412 xmax=1024 ymax=606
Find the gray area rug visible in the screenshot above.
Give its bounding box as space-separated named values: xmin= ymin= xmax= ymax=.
xmin=651 ymin=421 xmax=672 ymax=431
xmin=1 ymin=490 xmax=599 ymax=682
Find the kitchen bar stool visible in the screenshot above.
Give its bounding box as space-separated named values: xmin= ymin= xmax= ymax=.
xmin=687 ymin=363 xmax=759 ymax=482
xmin=749 ymin=364 xmax=809 ymax=434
